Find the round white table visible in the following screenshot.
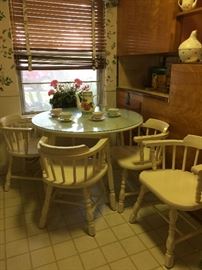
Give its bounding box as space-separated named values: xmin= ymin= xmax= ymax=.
xmin=32 ymin=108 xmax=143 ymax=138
xmin=32 ymin=108 xmax=143 ymax=211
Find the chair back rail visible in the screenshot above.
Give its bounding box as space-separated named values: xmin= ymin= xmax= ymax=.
xmin=0 ymin=114 xmax=36 ymax=155
xmin=38 ymin=137 xmax=108 ymax=185
xmin=3 ymin=127 xmax=33 ymax=154
xmin=142 ymin=118 xmax=170 ymax=134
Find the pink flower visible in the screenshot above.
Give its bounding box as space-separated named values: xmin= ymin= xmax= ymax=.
xmin=50 ymin=80 xmax=58 ymax=88
xmin=74 ymin=78 xmax=82 ymax=88
xmin=48 ymin=89 xmax=55 ymax=96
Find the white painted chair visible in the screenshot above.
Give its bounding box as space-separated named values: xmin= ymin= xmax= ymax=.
xmin=111 ymin=118 xmax=169 ymax=213
xmin=38 ymin=136 xmax=114 ymax=236
xmin=0 ymin=114 xmax=41 ymax=191
xmin=129 ymin=135 xmax=202 ymax=268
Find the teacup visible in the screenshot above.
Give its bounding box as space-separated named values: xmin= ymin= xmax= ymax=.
xmin=51 ymin=108 xmax=62 ymax=117
xmin=92 ymin=111 xmax=104 ymax=120
xmin=108 ymin=108 xmax=120 ymax=117
xmin=59 ymin=112 xmax=72 ymax=121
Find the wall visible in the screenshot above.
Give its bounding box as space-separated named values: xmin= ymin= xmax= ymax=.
xmin=0 ymin=0 xmax=21 ymax=117
xmin=0 ymin=0 xmax=21 ymax=175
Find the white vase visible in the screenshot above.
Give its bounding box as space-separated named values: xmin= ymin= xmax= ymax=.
xmin=178 ymin=30 xmax=202 ymax=63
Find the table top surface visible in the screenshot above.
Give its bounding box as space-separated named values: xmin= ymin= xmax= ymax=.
xmin=32 ymin=108 xmax=143 ymax=136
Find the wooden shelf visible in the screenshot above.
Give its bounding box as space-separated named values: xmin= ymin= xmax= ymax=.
xmin=176 ymin=7 xmax=202 ymax=18
xmin=118 ymin=87 xmax=169 ymax=102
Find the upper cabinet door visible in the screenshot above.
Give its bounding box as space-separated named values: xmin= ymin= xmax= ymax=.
xmin=117 ymin=0 xmax=179 ymax=56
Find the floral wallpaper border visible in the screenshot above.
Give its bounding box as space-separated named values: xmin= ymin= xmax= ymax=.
xmin=0 ymin=0 xmax=19 ymax=95
xmin=104 ymin=3 xmax=117 ymax=106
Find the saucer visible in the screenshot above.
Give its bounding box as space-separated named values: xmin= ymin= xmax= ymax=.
xmin=107 ymin=112 xmax=121 ymax=118
xmin=90 ymin=116 xmax=105 ymax=121
xmin=58 ymin=117 xmax=72 ymax=122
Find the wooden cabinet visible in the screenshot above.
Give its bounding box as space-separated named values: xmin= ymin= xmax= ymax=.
xmin=117 ymin=89 xmax=143 ymax=113
xmin=117 ymin=0 xmax=179 ymax=55
xmin=176 ymin=6 xmax=202 ymax=44
xmin=118 ymin=64 xmax=202 ymax=139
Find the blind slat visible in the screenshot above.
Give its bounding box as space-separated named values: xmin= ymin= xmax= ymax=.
xmin=9 ymin=0 xmax=105 ymax=70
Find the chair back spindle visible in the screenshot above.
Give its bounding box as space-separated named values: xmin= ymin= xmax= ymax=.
xmin=38 ymin=137 xmax=109 ymax=186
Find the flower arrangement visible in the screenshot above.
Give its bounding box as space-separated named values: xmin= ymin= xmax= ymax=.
xmin=48 ymin=78 xmax=90 ymax=108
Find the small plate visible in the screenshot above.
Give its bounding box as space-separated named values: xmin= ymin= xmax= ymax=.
xmin=107 ymin=112 xmax=121 ymax=118
xmin=90 ymin=116 xmax=105 ymax=121
xmin=57 ymin=117 xmax=73 ymax=122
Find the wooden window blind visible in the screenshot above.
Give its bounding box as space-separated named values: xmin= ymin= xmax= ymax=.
xmin=9 ymin=0 xmax=105 ymax=70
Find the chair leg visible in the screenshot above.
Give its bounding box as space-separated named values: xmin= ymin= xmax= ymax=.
xmin=39 ymin=185 xmax=53 ymax=229
xmin=165 ymin=208 xmax=178 ymax=268
xmin=129 ymin=184 xmax=147 ymax=223
xmin=83 ymin=188 xmax=95 ymax=237
xmin=107 ymin=162 xmax=116 ymax=211
xmin=4 ymin=156 xmax=13 ymax=192
xmin=118 ymin=169 xmax=128 ymax=213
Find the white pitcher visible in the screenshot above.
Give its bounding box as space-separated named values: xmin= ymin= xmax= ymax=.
xmin=76 ymin=91 xmax=95 ymax=113
xmin=178 ymin=0 xmax=197 ymax=11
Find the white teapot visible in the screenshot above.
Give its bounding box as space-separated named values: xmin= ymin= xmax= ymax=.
xmin=178 ymin=0 xmax=197 ymax=11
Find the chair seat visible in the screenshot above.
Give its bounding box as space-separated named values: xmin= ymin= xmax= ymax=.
xmin=140 ymin=169 xmax=201 ymax=211
xmin=111 ymin=146 xmax=154 ymax=170
xmin=43 ymin=161 xmax=108 ymax=188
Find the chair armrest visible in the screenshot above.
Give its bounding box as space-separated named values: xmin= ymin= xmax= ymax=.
xmin=142 ymin=139 xmax=184 ymax=148
xmin=191 ymin=165 xmax=202 ymax=175
xmin=133 ymin=132 xmax=169 ymax=143
xmin=2 ymin=126 xmax=33 ymax=132
xmin=89 ymin=138 xmax=109 ymax=153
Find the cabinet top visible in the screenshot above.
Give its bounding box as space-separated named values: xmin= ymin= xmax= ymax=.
xmin=176 ymin=7 xmax=202 ymax=17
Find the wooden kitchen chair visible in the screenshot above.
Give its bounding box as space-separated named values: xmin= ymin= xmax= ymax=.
xmin=38 ymin=136 xmax=114 ymax=236
xmin=129 ymin=135 xmax=202 ymax=268
xmin=0 ymin=114 xmax=41 ymax=191
xmin=111 ymin=118 xmax=169 ymax=213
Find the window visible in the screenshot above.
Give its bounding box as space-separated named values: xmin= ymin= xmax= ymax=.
xmin=20 ymin=69 xmax=100 ymax=113
xmin=9 ymin=0 xmax=105 ymax=113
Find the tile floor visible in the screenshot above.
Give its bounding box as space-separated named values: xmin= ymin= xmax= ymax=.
xmin=0 ymin=171 xmax=202 ymax=270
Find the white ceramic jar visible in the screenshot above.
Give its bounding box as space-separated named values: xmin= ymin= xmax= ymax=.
xmin=178 ymin=30 xmax=202 ymax=63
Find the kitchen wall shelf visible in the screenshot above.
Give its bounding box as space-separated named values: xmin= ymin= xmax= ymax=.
xmin=118 ymin=87 xmax=169 ymax=102
xmin=176 ymin=7 xmax=202 ymax=18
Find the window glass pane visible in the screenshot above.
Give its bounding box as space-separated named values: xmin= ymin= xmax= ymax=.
xmin=20 ymin=70 xmax=98 ymax=113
